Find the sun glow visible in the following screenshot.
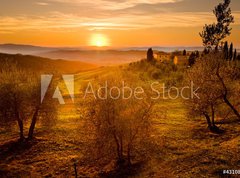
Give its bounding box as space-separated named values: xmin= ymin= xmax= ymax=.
xmin=89 ymin=34 xmax=110 ymax=47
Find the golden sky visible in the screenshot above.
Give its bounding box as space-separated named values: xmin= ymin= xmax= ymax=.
xmin=0 ymin=0 xmax=240 ymax=47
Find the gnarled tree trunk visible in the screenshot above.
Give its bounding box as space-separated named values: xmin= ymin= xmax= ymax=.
xmin=203 ymin=112 xmax=212 ymax=129
xmin=223 ymin=96 xmax=240 ymax=119
xmin=14 ymin=99 xmax=25 ymax=141
xmin=17 ymin=117 xmax=24 ymax=141
xmin=216 ymin=65 xmax=240 ymax=120
xmin=127 ymin=144 xmax=132 ymax=166
xmin=28 ymin=106 xmax=40 ymax=140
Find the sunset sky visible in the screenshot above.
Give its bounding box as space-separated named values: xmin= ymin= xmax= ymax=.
xmin=0 ymin=0 xmax=240 ymax=47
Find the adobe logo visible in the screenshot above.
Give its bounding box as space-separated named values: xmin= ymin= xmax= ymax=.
xmin=41 ymin=75 xmax=74 ymax=104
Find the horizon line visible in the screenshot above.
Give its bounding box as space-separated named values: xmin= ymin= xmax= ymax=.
xmin=1 ymin=43 xmax=240 ymax=50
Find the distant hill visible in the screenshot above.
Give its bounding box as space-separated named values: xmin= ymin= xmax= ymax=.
xmin=119 ymin=46 xmax=205 ymax=52
xmin=1 ymin=44 xmax=239 ymax=66
xmin=37 ymin=50 xmax=146 ymax=65
xmin=0 ymin=44 xmax=81 ymax=55
xmin=0 ymin=44 xmax=146 ymax=65
xmin=0 ymin=44 xmax=57 ymax=55
xmin=0 ymin=45 xmax=203 ymax=65
xmin=0 ymin=53 xmax=97 ymax=74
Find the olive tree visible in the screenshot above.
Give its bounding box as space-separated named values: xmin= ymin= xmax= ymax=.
xmin=185 ymin=52 xmax=240 ymax=132
xmin=0 ymin=62 xmax=57 ymax=141
xmin=81 ymin=70 xmax=155 ymax=167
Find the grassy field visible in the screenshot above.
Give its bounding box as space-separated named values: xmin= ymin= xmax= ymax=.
xmin=0 ymin=66 xmax=239 ymax=177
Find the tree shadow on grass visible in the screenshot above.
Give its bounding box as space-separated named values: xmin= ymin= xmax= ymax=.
xmin=215 ymin=116 xmax=240 ymax=125
xmin=99 ymin=162 xmax=144 ymax=178
xmin=190 ymin=126 xmax=225 ymax=140
xmin=0 ymin=138 xmax=38 ymax=163
xmin=190 ymin=117 xmax=240 ymax=143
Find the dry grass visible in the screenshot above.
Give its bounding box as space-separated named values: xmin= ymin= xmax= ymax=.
xmin=0 ymin=67 xmax=240 ymax=177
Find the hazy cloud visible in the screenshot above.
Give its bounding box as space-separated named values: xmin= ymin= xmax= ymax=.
xmin=1 ymin=11 xmax=240 ymax=33
xmin=36 ymin=2 xmax=49 ymax=6
xmin=46 ymin=0 xmax=182 ymax=10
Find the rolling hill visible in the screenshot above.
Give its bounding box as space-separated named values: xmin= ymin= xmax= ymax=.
xmin=37 ymin=50 xmax=146 ymax=65
xmin=0 ymin=53 xmax=97 ymax=74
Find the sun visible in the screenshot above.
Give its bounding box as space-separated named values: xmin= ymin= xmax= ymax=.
xmin=90 ymin=34 xmax=110 ymax=47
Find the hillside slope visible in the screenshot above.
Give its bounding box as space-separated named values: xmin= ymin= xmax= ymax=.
xmin=38 ymin=50 xmax=146 ymax=65
xmin=0 ymin=53 xmax=97 ymax=73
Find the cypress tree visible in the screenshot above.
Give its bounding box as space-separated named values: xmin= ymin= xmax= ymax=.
xmin=203 ymin=48 xmax=209 ymax=55
xmin=223 ymin=41 xmax=228 ymax=60
xmin=189 ymin=52 xmax=196 ymax=66
xmin=229 ymin=43 xmax=233 ymax=60
xmin=147 ymin=48 xmax=154 ymax=62
xmin=233 ymin=49 xmax=237 ymax=61
xmin=195 ymin=51 xmax=200 ymax=58
xmin=183 ymin=49 xmax=187 ymax=56
xmin=237 ymin=55 xmax=240 ymax=61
